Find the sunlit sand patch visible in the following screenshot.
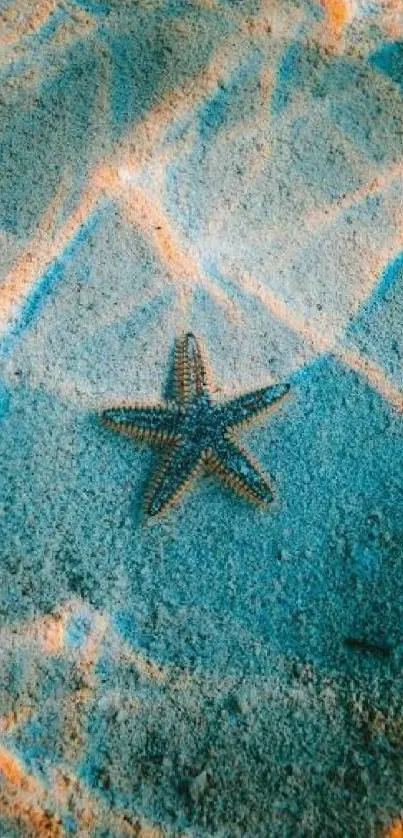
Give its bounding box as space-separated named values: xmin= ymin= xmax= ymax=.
xmin=351 ymin=0 xmax=403 ymax=40
xmin=0 ymin=603 xmax=177 ymax=834
xmin=0 ymin=744 xmax=169 ymax=837
xmin=201 ymin=85 xmax=376 ymax=238
xmin=385 ymin=820 xmax=403 ymax=838
xmin=0 ymin=164 xmax=118 ymax=343
xmin=1 ymin=59 xmax=401 ymax=418
xmin=0 ymin=0 xmax=60 ymax=45
xmin=339 ymin=348 xmax=403 ymax=410
xmin=320 ymin=0 xmax=354 ymax=42
xmin=118 ymin=153 xmax=223 ymax=318
xmin=115 ymin=0 xmax=306 ymax=172
xmin=0 ymin=745 xmax=65 ymax=837
xmin=0 ymin=0 xmax=313 ymax=356
xmin=180 ymin=90 xmax=379 ymax=302
xmin=221 ymin=264 xmax=403 ymax=411
xmin=0 ymin=0 xmax=95 ymax=65
xmin=117 ymin=182 xmax=241 ymax=323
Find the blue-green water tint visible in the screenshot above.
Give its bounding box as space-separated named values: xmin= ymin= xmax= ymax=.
xmin=0 ymin=40 xmax=99 ymax=239
xmin=328 ymin=68 xmax=403 ymax=164
xmin=272 ymin=42 xmax=306 ymax=114
xmin=1 ymin=4 xmax=403 ymax=835
xmin=0 ymin=207 xmax=104 ymax=361
xmin=35 ymin=6 xmax=70 ymax=45
xmin=344 ymin=251 xmax=403 ymax=386
xmin=198 ymin=50 xmax=263 ymax=144
xmin=62 ymin=816 xmax=78 ymax=837
xmin=1 ymin=355 xmax=401 ymax=676
xmin=69 ymin=0 xmax=110 ymax=14
xmin=271 ymin=42 xmax=403 ymax=165
xmin=0 ymin=384 xmax=9 ymax=422
xmin=65 ymin=612 xmax=93 ymax=650
xmin=101 ymin=9 xmax=232 ymax=136
xmin=370 ymin=40 xmax=403 ymax=92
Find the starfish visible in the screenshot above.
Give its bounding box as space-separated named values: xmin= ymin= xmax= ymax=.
xmin=101 ymin=333 xmax=290 ymax=517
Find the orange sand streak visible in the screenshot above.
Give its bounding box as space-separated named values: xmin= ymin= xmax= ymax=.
xmin=0 ymin=0 xmax=94 ymax=48
xmin=117 ymin=644 xmax=167 ymax=684
xmin=0 ymin=611 xmax=64 ymax=656
xmin=41 ymin=614 xmax=65 ymax=656
xmin=0 ymin=747 xmax=38 ymax=790
xmin=0 ymin=745 xmax=66 ymax=837
xmin=0 ymin=1 xmax=300 ymax=343
xmin=385 ymin=820 xmax=403 ymax=838
xmin=116 ymin=0 xmax=294 ymax=171
xmin=51 ymin=768 xmax=166 ymax=837
xmin=319 ymin=0 xmax=353 ymax=43
xmin=380 ymin=2 xmax=403 ymax=40
xmin=0 ymin=0 xmax=58 ymax=44
xmin=322 ymin=0 xmax=352 ymax=29
xmin=0 ymin=164 xmax=116 ymax=339
xmin=0 ymin=721 xmax=169 ymax=838
xmin=118 ymin=184 xmax=241 ymax=321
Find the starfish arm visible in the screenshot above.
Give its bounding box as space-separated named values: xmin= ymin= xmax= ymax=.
xmin=101 ymin=404 xmax=181 ymax=444
xmin=206 ymin=436 xmax=274 ymax=504
xmin=173 ymin=332 xmax=210 ymax=404
xmin=145 ymin=441 xmax=203 ymax=516
xmin=222 ymin=382 xmax=290 ymax=429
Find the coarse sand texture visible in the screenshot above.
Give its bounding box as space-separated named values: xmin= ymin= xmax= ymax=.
xmin=0 ymin=1 xmax=403 ymax=836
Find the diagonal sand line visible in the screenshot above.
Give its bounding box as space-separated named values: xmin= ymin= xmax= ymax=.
xmin=1 ymin=0 xmax=401 ymax=414
xmin=338 ymin=348 xmax=403 ymax=411
xmin=0 ymin=0 xmax=60 ymax=45
xmin=117 ymin=181 xmax=241 ymax=322
xmin=0 ymin=744 xmax=66 ymax=837
xmin=0 ymin=164 xmax=116 ymax=342
xmin=0 ymin=0 xmax=94 ymax=49
xmin=0 ymin=10 xmax=266 ymax=344
xmin=0 ymin=601 xmax=175 ymax=837
xmin=229 ymin=269 xmax=403 ymax=412
xmin=0 ymin=740 xmax=166 ymax=838
xmin=304 ymin=160 xmax=403 ymax=242
xmin=114 ymin=0 xmax=305 ymax=172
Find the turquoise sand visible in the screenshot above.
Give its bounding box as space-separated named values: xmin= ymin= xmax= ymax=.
xmin=0 ymin=1 xmax=403 ymax=836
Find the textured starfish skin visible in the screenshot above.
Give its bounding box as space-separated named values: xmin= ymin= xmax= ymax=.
xmin=101 ymin=333 xmax=290 ymax=516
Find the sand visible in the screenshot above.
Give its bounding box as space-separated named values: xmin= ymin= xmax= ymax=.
xmin=0 ymin=0 xmax=403 ymax=835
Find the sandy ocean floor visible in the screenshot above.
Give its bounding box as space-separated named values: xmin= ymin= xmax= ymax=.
xmin=0 ymin=0 xmax=403 ymax=835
